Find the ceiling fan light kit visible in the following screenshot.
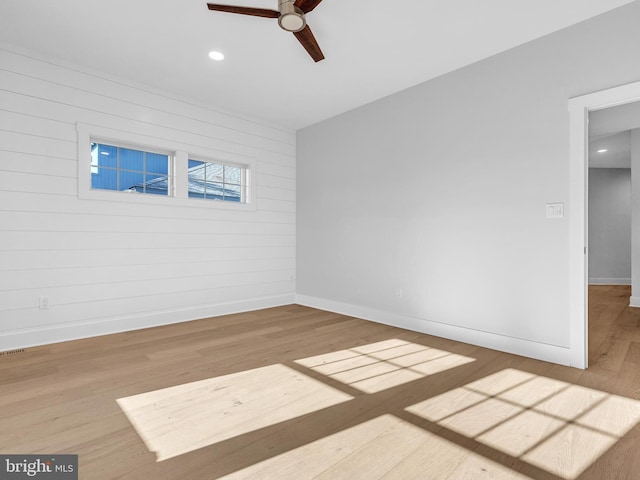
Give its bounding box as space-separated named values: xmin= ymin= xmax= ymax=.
xmin=206 ymin=0 xmax=325 ymax=62
xmin=278 ymin=0 xmax=306 ymax=32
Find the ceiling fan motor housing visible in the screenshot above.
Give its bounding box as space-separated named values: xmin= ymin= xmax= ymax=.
xmin=278 ymin=0 xmax=306 ymax=32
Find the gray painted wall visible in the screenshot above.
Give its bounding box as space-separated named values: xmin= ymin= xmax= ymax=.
xmin=588 ymin=168 xmax=631 ymax=284
xmin=296 ymin=2 xmax=640 ymax=362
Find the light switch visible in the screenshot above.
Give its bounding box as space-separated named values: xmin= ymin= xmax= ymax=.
xmin=546 ymin=203 xmax=564 ymax=219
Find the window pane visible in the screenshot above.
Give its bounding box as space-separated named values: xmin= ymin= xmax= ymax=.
xmin=92 ymin=143 xmax=117 ymax=168
xmin=188 ymin=160 xmax=206 ymax=198
xmin=146 ymin=153 xmax=168 ymax=174
xmin=120 ymin=170 xmax=144 ymax=191
xmin=188 ymin=161 xmax=206 ymax=182
xmin=91 ymin=167 xmax=117 ymax=191
xmin=144 ymin=173 xmax=169 ymax=195
xmin=224 ymin=183 xmax=242 ymax=202
xmin=224 ymin=166 xmax=241 ymax=185
xmin=207 ymin=163 xmax=224 ymax=182
xmin=205 ymin=182 xmax=225 ymax=199
xmin=120 ymin=148 xmax=144 ymax=172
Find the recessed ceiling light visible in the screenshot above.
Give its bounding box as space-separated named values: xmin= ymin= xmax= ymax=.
xmin=597 ymin=148 xmax=608 ymax=153
xmin=208 ymin=51 xmax=225 ymax=61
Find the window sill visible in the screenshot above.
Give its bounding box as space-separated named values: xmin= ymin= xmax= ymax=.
xmin=78 ymin=187 xmax=257 ymax=211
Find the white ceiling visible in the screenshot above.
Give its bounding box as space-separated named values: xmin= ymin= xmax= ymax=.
xmin=589 ymin=100 xmax=640 ymax=168
xmin=589 ymin=131 xmax=631 ymax=168
xmin=0 ymin=0 xmax=635 ymax=130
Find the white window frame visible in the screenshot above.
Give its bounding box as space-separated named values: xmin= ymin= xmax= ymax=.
xmin=77 ymin=123 xmax=256 ymax=210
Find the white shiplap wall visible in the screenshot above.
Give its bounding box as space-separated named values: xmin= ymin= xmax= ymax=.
xmin=0 ymin=46 xmax=296 ymax=350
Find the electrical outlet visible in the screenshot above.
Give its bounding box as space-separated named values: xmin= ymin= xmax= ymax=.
xmin=38 ymin=296 xmax=49 ymax=310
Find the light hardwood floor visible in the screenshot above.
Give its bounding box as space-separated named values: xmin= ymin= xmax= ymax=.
xmin=1 ymin=287 xmax=640 ymax=479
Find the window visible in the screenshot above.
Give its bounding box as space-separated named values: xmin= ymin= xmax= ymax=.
xmin=78 ymin=123 xmax=255 ymax=210
xmin=91 ymin=142 xmax=171 ymax=196
xmin=187 ymin=160 xmax=246 ymax=203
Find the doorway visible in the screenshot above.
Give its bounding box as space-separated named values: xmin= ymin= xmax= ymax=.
xmin=569 ymin=81 xmax=640 ymax=369
xmin=588 ymin=104 xmax=638 ymax=367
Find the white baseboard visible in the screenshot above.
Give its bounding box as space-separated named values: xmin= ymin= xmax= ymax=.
xmin=0 ymin=294 xmax=296 ymax=352
xmin=629 ymin=296 xmax=640 ymax=308
xmin=295 ymin=294 xmax=576 ymax=367
xmin=588 ymin=278 xmax=631 ymax=285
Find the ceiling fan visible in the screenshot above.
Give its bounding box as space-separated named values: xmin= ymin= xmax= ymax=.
xmin=206 ymin=0 xmax=325 ymax=62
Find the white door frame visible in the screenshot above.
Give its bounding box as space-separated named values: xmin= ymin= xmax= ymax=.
xmin=569 ymin=80 xmax=640 ymax=369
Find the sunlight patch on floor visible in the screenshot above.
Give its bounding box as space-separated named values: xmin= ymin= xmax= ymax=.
xmin=406 ymin=368 xmax=640 ymax=479
xmin=117 ymin=364 xmax=353 ymax=461
xmin=295 ymin=339 xmax=475 ymax=393
xmin=220 ymin=414 xmax=532 ymax=480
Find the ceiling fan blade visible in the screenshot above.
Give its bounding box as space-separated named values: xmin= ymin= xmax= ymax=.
xmin=206 ymin=4 xmax=279 ymax=18
xmin=293 ymin=25 xmax=324 ymax=62
xmin=294 ymin=0 xmax=324 ymax=14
